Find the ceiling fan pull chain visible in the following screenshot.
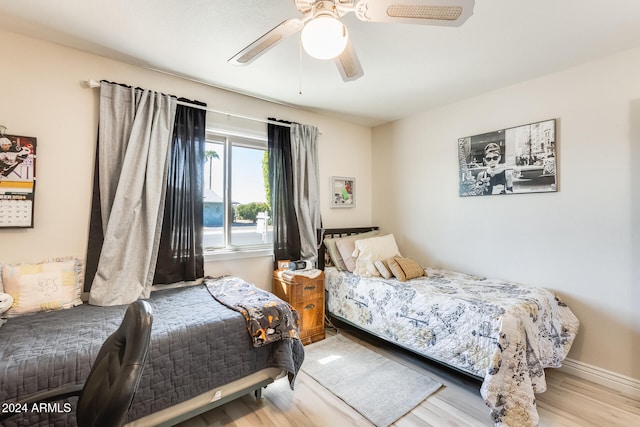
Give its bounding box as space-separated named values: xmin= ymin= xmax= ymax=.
xmin=299 ymin=38 xmax=304 ymax=95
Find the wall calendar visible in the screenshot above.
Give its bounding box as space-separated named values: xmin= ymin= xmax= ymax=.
xmin=0 ymin=133 xmax=36 ymax=228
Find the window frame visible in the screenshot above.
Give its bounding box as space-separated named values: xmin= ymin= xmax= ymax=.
xmin=204 ymin=128 xmax=272 ymax=261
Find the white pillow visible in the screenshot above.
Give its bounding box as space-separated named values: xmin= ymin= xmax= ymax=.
xmin=1 ymin=258 xmax=84 ymax=317
xmin=0 ymin=293 xmax=13 ymax=314
xmin=352 ymin=234 xmax=401 ymax=277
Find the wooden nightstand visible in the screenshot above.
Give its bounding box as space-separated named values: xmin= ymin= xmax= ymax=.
xmin=272 ymin=270 xmax=325 ymax=345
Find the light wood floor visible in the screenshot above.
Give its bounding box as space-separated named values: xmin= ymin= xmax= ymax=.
xmin=178 ymin=326 xmax=640 ymax=427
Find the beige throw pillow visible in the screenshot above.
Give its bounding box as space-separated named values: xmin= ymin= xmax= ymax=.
xmin=386 ymin=257 xmax=426 ymax=282
xmin=374 ymin=259 xmax=393 ymax=279
xmin=336 ymin=238 xmax=358 ymax=272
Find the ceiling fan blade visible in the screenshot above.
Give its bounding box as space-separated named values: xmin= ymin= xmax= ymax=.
xmin=228 ymin=18 xmax=304 ymax=65
xmin=355 ymin=0 xmax=474 ymax=27
xmin=334 ymin=39 xmax=364 ymax=82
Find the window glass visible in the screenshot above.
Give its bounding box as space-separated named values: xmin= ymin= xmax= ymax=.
xmin=203 ymin=131 xmax=271 ymax=251
xmin=231 ymin=143 xmax=272 ymax=246
xmin=203 ymin=140 xmax=225 ymax=249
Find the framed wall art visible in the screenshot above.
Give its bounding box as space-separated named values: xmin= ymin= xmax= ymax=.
xmin=331 ymin=176 xmax=355 ymax=208
xmin=458 ymin=119 xmax=557 ymax=197
xmin=0 ymin=133 xmax=37 ymax=227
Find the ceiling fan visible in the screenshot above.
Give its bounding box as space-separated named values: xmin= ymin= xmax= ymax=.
xmin=228 ymin=0 xmax=475 ymax=82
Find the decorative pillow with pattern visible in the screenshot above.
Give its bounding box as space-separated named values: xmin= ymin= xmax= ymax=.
xmin=386 ymin=256 xmax=426 ymax=282
xmin=1 ymin=258 xmax=84 ymax=317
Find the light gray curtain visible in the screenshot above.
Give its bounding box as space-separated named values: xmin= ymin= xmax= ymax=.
xmin=89 ymin=81 xmax=177 ymax=306
xmin=290 ymin=123 xmax=321 ymax=262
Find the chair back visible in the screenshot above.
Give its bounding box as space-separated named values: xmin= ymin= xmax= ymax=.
xmin=76 ymin=300 xmax=153 ymax=427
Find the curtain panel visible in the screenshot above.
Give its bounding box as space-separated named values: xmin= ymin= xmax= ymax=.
xmin=153 ymin=100 xmax=206 ymax=284
xmin=268 ymin=120 xmax=301 ymax=265
xmin=290 ymin=123 xmax=321 ymax=262
xmin=87 ymin=81 xmax=176 ymax=306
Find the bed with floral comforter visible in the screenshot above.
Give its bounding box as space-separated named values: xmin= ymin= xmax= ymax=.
xmin=325 ymin=266 xmax=579 ymax=427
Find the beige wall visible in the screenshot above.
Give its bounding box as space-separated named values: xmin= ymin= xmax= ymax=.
xmin=372 ymin=47 xmax=640 ymax=380
xmin=0 ymin=29 xmax=373 ymax=290
xmin=3 ymin=27 xmax=638 ymax=384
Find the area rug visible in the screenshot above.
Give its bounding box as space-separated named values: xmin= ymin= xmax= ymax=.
xmin=301 ymin=334 xmax=442 ymax=427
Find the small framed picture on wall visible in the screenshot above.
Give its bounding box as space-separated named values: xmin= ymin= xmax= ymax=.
xmin=331 ymin=176 xmax=355 ymax=208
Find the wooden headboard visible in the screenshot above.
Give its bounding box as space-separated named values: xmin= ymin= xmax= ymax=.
xmin=316 ymin=227 xmax=379 ymax=270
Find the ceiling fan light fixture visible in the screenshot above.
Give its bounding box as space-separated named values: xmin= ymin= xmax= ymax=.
xmin=301 ymin=15 xmax=348 ymax=60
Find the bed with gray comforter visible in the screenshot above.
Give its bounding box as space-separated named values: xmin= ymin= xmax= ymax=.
xmin=0 ymin=282 xmax=304 ymax=426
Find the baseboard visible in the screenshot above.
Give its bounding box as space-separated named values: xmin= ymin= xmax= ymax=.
xmin=558 ymin=358 xmax=640 ymax=398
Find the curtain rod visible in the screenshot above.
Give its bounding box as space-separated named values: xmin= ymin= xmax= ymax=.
xmin=85 ymin=79 xmax=293 ymax=128
xmin=186 ymin=103 xmax=293 ymax=129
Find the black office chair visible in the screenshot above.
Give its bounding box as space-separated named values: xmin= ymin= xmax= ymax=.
xmin=0 ymin=300 xmax=153 ymax=427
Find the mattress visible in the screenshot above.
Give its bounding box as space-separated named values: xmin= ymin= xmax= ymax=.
xmin=325 ymin=266 xmax=579 ymax=427
xmin=0 ymin=284 xmax=304 ymax=426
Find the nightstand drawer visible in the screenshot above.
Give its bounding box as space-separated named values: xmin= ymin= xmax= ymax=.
xmin=291 ymin=280 xmax=323 ymax=301
xmin=293 ymin=296 xmax=324 ymax=344
xmin=272 ymin=274 xmax=324 ymax=304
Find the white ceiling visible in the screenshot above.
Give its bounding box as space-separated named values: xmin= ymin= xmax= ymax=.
xmin=2 ymin=0 xmax=640 ymax=127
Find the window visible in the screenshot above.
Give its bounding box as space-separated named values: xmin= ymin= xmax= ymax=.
xmin=203 ymin=129 xmax=272 ymax=254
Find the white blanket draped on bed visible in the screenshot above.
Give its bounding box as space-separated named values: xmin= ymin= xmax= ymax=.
xmin=325 ymin=267 xmax=579 ymax=427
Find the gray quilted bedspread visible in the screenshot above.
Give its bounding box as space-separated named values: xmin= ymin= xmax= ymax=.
xmin=0 ymin=284 xmax=304 ymax=427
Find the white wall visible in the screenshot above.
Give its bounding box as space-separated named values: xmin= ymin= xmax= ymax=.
xmin=372 ymin=47 xmax=640 ymax=380
xmin=0 ymin=29 xmax=372 ymax=290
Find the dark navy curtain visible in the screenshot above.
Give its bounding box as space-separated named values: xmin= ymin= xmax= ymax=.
xmin=153 ymin=100 xmax=206 ymax=284
xmin=268 ymin=119 xmax=301 ymax=266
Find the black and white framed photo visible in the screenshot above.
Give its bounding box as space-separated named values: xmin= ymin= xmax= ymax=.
xmin=458 ymin=119 xmax=557 ymax=197
xmin=331 ymin=176 xmax=355 ymax=208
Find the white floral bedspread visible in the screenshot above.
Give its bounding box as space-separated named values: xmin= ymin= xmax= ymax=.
xmin=325 ymin=267 xmax=579 ymax=427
